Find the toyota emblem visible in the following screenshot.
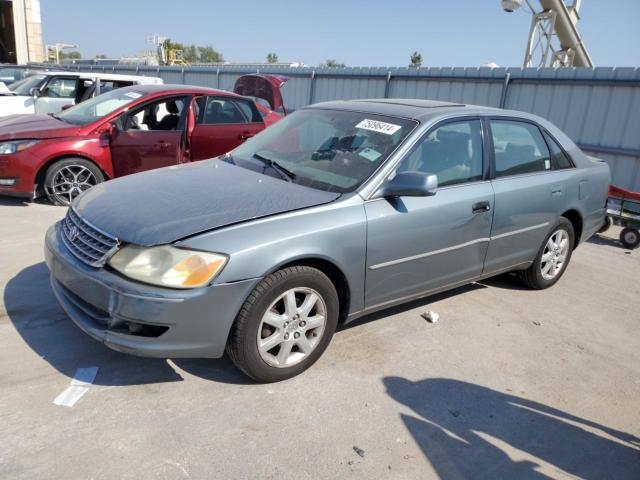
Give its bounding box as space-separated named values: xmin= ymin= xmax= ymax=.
xmin=68 ymin=226 xmax=79 ymax=242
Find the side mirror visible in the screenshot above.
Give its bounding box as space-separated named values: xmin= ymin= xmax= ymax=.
xmin=29 ymin=87 xmax=41 ymax=97
xmin=98 ymin=122 xmax=118 ymax=147
xmin=378 ymin=171 xmax=438 ymax=198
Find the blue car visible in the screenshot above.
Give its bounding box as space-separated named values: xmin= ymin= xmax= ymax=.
xmin=45 ymin=99 xmax=611 ymax=382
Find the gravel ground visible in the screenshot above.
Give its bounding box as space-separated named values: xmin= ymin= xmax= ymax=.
xmin=0 ymin=197 xmax=638 ymax=479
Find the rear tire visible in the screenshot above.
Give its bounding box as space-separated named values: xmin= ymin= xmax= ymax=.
xmin=620 ymin=227 xmax=640 ymax=249
xmin=227 ymin=266 xmax=339 ymax=382
xmin=517 ymin=217 xmax=574 ymax=290
xmin=44 ymin=158 xmax=104 ymax=206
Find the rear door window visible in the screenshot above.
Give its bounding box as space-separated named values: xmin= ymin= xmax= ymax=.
xmin=491 ymin=120 xmax=551 ymax=177
xmin=199 ymin=97 xmax=249 ymax=125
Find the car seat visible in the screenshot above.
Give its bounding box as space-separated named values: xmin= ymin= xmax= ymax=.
xmin=497 ymin=143 xmax=537 ymax=174
xmin=156 ymin=101 xmax=180 ymax=130
xmin=205 ymin=102 xmax=226 ymax=124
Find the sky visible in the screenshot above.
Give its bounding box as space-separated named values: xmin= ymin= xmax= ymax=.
xmin=40 ymin=0 xmax=640 ymax=67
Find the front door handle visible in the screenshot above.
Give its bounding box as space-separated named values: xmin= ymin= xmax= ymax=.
xmin=472 ymin=201 xmax=491 ymax=214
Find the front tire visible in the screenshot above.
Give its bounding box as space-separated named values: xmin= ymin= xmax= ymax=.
xmin=518 ymin=218 xmax=574 ymax=290
xmin=44 ymin=158 xmax=104 ymax=206
xmin=227 ymin=266 xmax=339 ymax=382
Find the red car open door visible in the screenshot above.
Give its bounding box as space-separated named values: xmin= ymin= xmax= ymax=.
xmin=109 ymin=96 xmax=189 ymax=177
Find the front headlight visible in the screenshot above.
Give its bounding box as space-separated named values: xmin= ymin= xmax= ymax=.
xmin=0 ymin=140 xmax=39 ymax=155
xmin=108 ymin=244 xmax=228 ymax=289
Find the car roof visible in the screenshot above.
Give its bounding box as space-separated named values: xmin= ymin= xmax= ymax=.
xmin=306 ymin=98 xmax=503 ymax=121
xmin=119 ymin=83 xmax=235 ymax=96
xmin=305 ymin=98 xmax=576 ymax=151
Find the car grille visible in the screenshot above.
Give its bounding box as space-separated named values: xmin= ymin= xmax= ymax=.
xmin=61 ymin=208 xmax=119 ymax=267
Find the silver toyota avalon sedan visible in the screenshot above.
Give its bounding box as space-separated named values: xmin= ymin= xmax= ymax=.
xmin=45 ymin=99 xmax=611 ymax=382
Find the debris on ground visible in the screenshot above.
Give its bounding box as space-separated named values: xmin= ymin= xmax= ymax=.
xmin=352 ymin=446 xmax=365 ymax=458
xmin=532 ymin=321 xmax=542 ymax=326
xmin=421 ymin=310 xmax=440 ymax=323
xmin=449 ymin=409 xmax=461 ymax=417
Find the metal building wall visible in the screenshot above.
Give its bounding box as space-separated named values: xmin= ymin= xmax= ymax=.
xmin=68 ymin=64 xmax=640 ymax=190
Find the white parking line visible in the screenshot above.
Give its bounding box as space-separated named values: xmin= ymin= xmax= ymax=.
xmin=53 ymin=367 xmax=99 ymax=407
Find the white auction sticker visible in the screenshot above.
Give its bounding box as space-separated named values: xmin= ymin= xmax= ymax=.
xmin=125 ymin=92 xmax=142 ymax=99
xmin=355 ymin=119 xmax=402 ymax=135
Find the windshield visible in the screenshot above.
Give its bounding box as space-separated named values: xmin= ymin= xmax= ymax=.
xmin=228 ymin=109 xmax=417 ymax=193
xmin=56 ymin=88 xmax=147 ymax=125
xmin=8 ymin=74 xmax=45 ymax=95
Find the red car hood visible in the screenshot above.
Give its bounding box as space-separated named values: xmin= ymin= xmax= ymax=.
xmin=0 ymin=114 xmax=81 ymax=140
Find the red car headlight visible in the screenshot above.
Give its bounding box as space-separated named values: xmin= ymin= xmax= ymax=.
xmin=0 ymin=140 xmax=39 ymax=155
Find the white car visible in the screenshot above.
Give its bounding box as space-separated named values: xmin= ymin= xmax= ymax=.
xmin=0 ymin=71 xmax=163 ymax=117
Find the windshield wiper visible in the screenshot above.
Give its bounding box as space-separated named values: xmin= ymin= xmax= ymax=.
xmin=252 ymin=153 xmax=296 ymax=182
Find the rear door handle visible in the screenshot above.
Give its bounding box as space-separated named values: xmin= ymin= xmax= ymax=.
xmin=239 ymin=133 xmax=254 ymax=141
xmin=472 ymin=201 xmax=491 ymax=214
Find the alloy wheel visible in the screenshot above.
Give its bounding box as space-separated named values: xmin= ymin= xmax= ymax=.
xmin=49 ymin=165 xmax=98 ymax=205
xmin=540 ymin=229 xmax=570 ymax=280
xmin=257 ymin=287 xmax=327 ymax=368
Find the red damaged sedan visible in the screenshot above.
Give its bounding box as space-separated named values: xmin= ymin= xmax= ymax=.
xmin=0 ymin=74 xmax=287 ymax=205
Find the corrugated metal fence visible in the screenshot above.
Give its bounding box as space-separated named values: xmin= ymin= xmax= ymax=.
xmin=69 ymin=64 xmax=640 ymax=190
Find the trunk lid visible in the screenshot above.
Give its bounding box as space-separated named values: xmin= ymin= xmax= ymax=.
xmin=233 ymin=74 xmax=289 ymax=114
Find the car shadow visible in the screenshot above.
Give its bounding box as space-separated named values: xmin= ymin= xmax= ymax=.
xmin=3 ymin=263 xmax=552 ymax=386
xmin=0 ymin=197 xmax=30 ymax=207
xmin=0 ymin=197 xmax=56 ymax=207
xmin=340 ymin=282 xmax=488 ymax=332
xmin=587 ymin=233 xmax=623 ymax=248
xmin=477 ymin=272 xmax=531 ymax=291
xmin=383 ymin=377 xmax=640 ymax=479
xmin=3 ymin=262 xmax=252 ymax=386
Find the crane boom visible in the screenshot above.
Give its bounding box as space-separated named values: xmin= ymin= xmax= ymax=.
xmin=539 ymin=0 xmax=593 ymax=67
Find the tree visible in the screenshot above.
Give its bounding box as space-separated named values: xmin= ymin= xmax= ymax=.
xmin=184 ymin=44 xmax=198 ymax=63
xmin=164 ymin=39 xmax=185 ymax=52
xmin=409 ymin=51 xmax=422 ymax=68
xmin=198 ymin=45 xmax=224 ymax=63
xmin=321 ymin=59 xmax=345 ymax=68
xmin=266 ymin=52 xmax=278 ymax=63
xmin=59 ymin=51 xmax=82 ymax=59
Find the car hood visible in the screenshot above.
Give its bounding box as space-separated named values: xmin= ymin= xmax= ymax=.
xmin=0 ymin=113 xmax=81 ymax=140
xmin=74 ymin=159 xmax=341 ymax=246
